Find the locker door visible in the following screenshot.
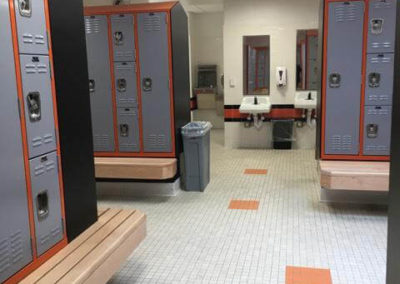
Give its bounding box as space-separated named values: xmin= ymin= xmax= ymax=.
xmin=85 ymin=16 xmax=115 ymax=152
xmin=14 ymin=0 xmax=49 ymax=55
xmin=114 ymin=62 xmax=138 ymax=108
xmin=368 ymin=0 xmax=397 ymax=53
xmin=365 ymin=53 xmax=394 ymax=106
xmin=117 ymin=108 xmax=140 ymax=152
xmin=20 ymin=54 xmax=57 ymax=159
xmin=325 ymin=1 xmax=364 ymax=155
xmin=0 ymin=3 xmax=33 ymax=282
xmin=138 ymin=12 xmax=172 ymax=153
xmin=363 ymin=106 xmax=392 ymax=155
xmin=29 ymin=152 xmax=63 ymax=256
xmin=111 ymin=14 xmax=135 ymax=62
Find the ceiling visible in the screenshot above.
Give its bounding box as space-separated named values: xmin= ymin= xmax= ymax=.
xmin=183 ymin=0 xmax=224 ymax=13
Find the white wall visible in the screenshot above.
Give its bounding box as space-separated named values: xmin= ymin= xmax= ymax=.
xmin=223 ymin=0 xmax=320 ymax=105
xmin=190 ymin=12 xmax=224 ymax=94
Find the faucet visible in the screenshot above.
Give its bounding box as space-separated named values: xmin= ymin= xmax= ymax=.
xmin=254 ymin=96 xmax=258 ymax=105
xmin=307 ymin=92 xmax=312 ymax=100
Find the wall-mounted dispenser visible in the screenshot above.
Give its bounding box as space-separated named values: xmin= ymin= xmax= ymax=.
xmin=276 ymin=66 xmax=287 ymax=87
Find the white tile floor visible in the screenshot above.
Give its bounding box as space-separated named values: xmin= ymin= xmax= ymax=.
xmin=99 ymin=129 xmax=388 ymax=284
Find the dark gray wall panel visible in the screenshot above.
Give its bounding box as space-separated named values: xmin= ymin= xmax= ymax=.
xmin=363 ymin=105 xmax=392 ymax=155
xmin=114 ymin=61 xmax=138 ymax=108
xmin=368 ymin=0 xmax=397 ymax=53
xmin=29 ymin=151 xmax=63 ymax=256
xmin=111 ymin=14 xmax=135 ymax=62
xmin=20 ymin=55 xmax=57 ymax=158
xmin=365 ymin=53 xmax=394 ymax=106
xmin=85 ymin=15 xmax=115 ymax=152
xmin=138 ymin=12 xmax=172 ymax=153
xmin=325 ymin=1 xmax=364 ymax=155
xmin=48 ymin=0 xmax=98 ymax=241
xmin=117 ymin=107 xmax=140 ymax=152
xmin=14 ymin=0 xmax=49 ymax=55
xmin=0 ymin=2 xmax=33 ymax=282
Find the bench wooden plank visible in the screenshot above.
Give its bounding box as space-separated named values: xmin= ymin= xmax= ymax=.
xmin=58 ymin=211 xmax=146 ymax=284
xmin=319 ymin=160 xmax=390 ymax=191
xmin=94 ymin=157 xmax=177 ymax=180
xmin=34 ymin=210 xmax=135 ymax=284
xmin=20 ymin=208 xmax=120 ymax=284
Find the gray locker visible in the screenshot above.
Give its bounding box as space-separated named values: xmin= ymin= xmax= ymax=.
xmin=368 ymin=0 xmax=397 ymax=53
xmin=325 ymin=1 xmax=364 ymax=155
xmin=0 ymin=3 xmax=33 ymax=282
xmin=138 ymin=12 xmax=172 ymax=153
xmin=363 ymin=106 xmax=392 ymax=155
xmin=85 ymin=15 xmax=115 ymax=152
xmin=114 ymin=62 xmax=138 ymax=108
xmin=111 ymin=14 xmax=136 ymax=62
xmin=20 ymin=54 xmax=57 ymax=159
xmin=365 ymin=53 xmax=394 ymax=106
xmin=117 ymin=108 xmax=140 ymax=152
xmin=14 ymin=0 xmax=49 ymax=55
xmin=29 ymin=151 xmax=64 ymax=256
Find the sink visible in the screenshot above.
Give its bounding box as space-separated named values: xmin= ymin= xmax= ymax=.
xmin=294 ymin=91 xmax=317 ymax=109
xmin=239 ymin=96 xmax=271 ymax=114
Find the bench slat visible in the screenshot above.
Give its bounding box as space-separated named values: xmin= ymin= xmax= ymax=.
xmin=21 ymin=208 xmax=120 ymax=284
xmin=35 ymin=210 xmax=135 ymax=284
xmin=58 ymin=211 xmax=146 ymax=284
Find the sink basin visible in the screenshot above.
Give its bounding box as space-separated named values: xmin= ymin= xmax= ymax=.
xmin=239 ymin=96 xmax=271 ymax=114
xmin=294 ymin=91 xmax=317 ymax=109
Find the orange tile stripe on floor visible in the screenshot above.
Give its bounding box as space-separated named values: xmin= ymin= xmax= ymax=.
xmin=286 ymin=266 xmax=332 ymax=284
xmin=228 ymin=200 xmax=259 ymax=210
xmin=244 ymin=169 xmax=268 ymax=175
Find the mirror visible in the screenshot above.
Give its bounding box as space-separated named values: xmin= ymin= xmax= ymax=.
xmin=296 ymin=30 xmax=318 ymax=91
xmin=243 ymin=35 xmax=270 ymax=95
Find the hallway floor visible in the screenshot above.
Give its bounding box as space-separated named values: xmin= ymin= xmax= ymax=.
xmin=99 ymin=130 xmax=388 ymax=284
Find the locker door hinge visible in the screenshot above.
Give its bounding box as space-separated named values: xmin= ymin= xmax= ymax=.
xmin=17 ymin=98 xmax=22 ymax=119
xmin=61 ymin=218 xmax=65 ymax=234
xmin=30 ymin=237 xmax=34 ymax=256
xmin=49 ymin=59 xmax=52 ymax=80
xmin=46 ymin=31 xmax=50 ymax=51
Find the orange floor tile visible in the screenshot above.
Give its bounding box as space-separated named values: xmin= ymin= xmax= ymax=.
xmin=286 ymin=266 xmax=332 ymax=284
xmin=244 ymin=169 xmax=268 ymax=175
xmin=228 ymin=200 xmax=260 ymax=210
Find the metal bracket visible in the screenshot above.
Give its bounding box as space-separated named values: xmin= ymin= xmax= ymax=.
xmin=18 ymin=0 xmax=32 ymax=17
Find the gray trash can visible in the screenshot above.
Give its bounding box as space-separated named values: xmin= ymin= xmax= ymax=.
xmin=181 ymin=121 xmax=212 ymax=192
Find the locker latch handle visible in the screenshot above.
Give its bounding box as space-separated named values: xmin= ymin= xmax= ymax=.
xmin=117 ymin=79 xmax=127 ymax=92
xmin=368 ymin=72 xmax=381 ymax=88
xmin=329 ymin=73 xmax=341 ymax=88
xmin=371 ymin=18 xmax=384 ymax=34
xmin=89 ymin=80 xmax=95 ymax=93
xmin=18 ymin=0 xmax=32 ymax=17
xmin=367 ymin=124 xmax=378 ymax=138
xmin=114 ymin=31 xmax=124 ymax=45
xmin=143 ymin=78 xmax=152 ymax=92
xmin=27 ymin=92 xmax=41 ymax=122
xmin=120 ymin=124 xmax=129 ymax=137
xmin=36 ymin=191 xmax=49 ymax=219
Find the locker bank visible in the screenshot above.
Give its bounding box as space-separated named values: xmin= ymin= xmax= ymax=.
xmin=2 ymin=0 xmax=400 ymax=283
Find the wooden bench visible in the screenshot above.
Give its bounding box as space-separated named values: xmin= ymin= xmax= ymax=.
xmin=319 ymin=160 xmax=390 ymax=191
xmin=94 ymin=157 xmax=177 ymax=180
xmin=21 ymin=208 xmax=146 ymax=284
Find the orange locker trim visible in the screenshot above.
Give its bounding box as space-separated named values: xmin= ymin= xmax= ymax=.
xmin=83 ymin=2 xmax=178 ymax=16
xmin=5 ymin=0 xmax=68 ymax=282
xmin=320 ymin=0 xmax=389 ymax=161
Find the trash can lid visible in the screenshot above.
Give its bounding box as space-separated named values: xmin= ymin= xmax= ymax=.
xmin=181 ymin=121 xmax=213 ymax=137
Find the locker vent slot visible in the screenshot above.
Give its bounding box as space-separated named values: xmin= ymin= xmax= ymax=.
xmin=0 ymin=238 xmax=10 ymax=273
xmin=24 ymin=63 xmax=48 ymax=74
xmin=370 ymin=55 xmax=391 ymax=64
xmin=22 ymin=34 xmax=45 ymax=46
xmin=367 ymin=108 xmax=390 ymax=115
xmin=51 ymin=226 xmax=61 ymax=238
xmin=94 ymin=135 xmax=111 ymax=148
xmin=143 ymin=15 xmax=161 ymax=32
xmin=10 ymin=231 xmax=23 ymax=264
xmin=331 ymin=135 xmax=352 ymax=151
xmin=335 ymin=4 xmax=359 ymax=22
xmin=147 ymin=134 xmax=166 ymax=149
xmin=372 ymin=1 xmax=393 ymax=9
xmin=85 ymin=18 xmax=101 ymax=34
